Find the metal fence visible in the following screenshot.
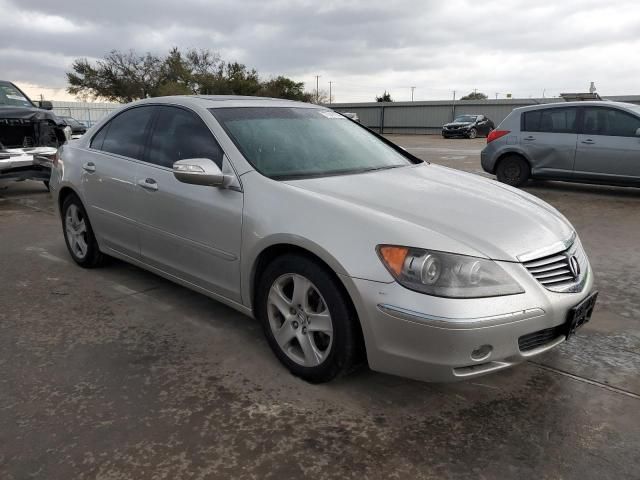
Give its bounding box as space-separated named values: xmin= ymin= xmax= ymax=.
xmin=51 ymin=101 xmax=119 ymax=127
xmin=329 ymin=96 xmax=640 ymax=134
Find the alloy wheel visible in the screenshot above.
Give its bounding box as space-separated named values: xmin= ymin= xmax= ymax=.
xmin=65 ymin=204 xmax=88 ymax=259
xmin=267 ymin=273 xmax=334 ymax=367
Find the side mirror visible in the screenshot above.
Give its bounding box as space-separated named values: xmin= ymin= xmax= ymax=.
xmin=173 ymin=158 xmax=226 ymax=187
xmin=38 ymin=100 xmax=53 ymax=110
xmin=636 ymin=127 xmax=640 ymax=137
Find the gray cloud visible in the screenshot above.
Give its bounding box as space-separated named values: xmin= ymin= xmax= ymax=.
xmin=2 ymin=0 xmax=639 ymax=102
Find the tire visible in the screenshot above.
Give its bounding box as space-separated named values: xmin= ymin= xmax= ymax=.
xmin=496 ymin=154 xmax=531 ymax=187
xmin=61 ymin=193 xmax=105 ymax=268
xmin=467 ymin=128 xmax=478 ymax=139
xmin=256 ymin=254 xmax=361 ymax=383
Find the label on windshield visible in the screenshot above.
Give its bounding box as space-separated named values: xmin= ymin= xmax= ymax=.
xmin=319 ymin=111 xmax=347 ymax=119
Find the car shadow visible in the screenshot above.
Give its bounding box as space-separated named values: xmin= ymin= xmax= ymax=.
xmin=525 ymin=179 xmax=640 ymax=198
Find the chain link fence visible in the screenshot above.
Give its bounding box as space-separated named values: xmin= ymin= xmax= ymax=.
xmin=51 ymin=101 xmax=119 ymax=127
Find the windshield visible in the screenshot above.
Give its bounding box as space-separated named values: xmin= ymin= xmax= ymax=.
xmin=453 ymin=115 xmax=477 ymax=123
xmin=0 ymin=82 xmax=34 ymax=107
xmin=211 ymin=107 xmax=413 ymax=179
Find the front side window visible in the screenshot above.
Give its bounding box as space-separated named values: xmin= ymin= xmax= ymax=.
xmin=96 ymin=106 xmax=155 ymax=160
xmin=523 ymin=108 xmax=577 ymax=134
xmin=211 ymin=107 xmax=413 ymax=179
xmin=582 ymin=107 xmax=640 ymax=137
xmin=147 ymin=106 xmax=224 ymax=168
xmin=454 ymin=115 xmax=477 ymax=123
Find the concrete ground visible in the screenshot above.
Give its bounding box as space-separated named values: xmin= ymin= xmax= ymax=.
xmin=1 ymin=136 xmax=639 ymax=479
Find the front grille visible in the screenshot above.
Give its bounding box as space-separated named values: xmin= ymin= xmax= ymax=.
xmin=522 ymin=240 xmax=586 ymax=292
xmin=518 ymin=325 xmax=565 ymax=352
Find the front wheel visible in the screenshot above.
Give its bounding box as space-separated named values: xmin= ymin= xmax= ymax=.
xmin=496 ymin=154 xmax=531 ymax=187
xmin=256 ymin=254 xmax=361 ymax=383
xmin=467 ymin=128 xmax=478 ymax=139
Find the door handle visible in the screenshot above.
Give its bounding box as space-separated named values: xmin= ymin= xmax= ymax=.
xmin=523 ymin=136 xmax=535 ymax=141
xmin=82 ymin=162 xmax=96 ymax=173
xmin=137 ymin=178 xmax=158 ymax=191
xmin=581 ymin=139 xmax=595 ymax=144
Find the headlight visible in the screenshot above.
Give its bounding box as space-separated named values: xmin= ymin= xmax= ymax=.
xmin=377 ymin=245 xmax=524 ymax=298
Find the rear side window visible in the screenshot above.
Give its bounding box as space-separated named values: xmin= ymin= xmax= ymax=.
xmin=582 ymin=107 xmax=640 ymax=137
xmin=522 ymin=108 xmax=577 ymax=133
xmin=147 ymin=106 xmax=224 ymax=168
xmin=96 ymin=106 xmax=155 ymax=160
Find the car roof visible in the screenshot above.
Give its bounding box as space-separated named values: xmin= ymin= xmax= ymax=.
xmin=514 ymin=100 xmax=640 ymax=113
xmin=131 ymin=95 xmax=321 ymax=109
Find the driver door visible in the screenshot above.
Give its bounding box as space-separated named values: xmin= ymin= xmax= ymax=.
xmin=133 ymin=105 xmax=243 ymax=302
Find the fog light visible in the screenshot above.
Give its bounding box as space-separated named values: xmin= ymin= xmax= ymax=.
xmin=471 ymin=344 xmax=493 ymax=361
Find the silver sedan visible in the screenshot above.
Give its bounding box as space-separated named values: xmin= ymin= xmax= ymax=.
xmin=50 ymin=96 xmax=597 ymax=383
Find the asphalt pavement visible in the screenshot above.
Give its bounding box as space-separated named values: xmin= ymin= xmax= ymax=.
xmin=1 ymin=136 xmax=639 ymax=479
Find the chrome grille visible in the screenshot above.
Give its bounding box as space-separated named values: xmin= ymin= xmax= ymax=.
xmin=522 ymin=240 xmax=587 ymax=293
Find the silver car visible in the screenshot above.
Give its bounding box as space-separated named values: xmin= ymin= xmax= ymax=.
xmin=50 ymin=96 xmax=597 ymax=383
xmin=481 ymin=101 xmax=640 ymax=187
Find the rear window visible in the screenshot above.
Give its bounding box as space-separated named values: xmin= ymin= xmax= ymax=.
xmin=522 ymin=108 xmax=577 ymax=134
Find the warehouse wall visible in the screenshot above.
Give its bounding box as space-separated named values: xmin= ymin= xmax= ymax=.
xmin=330 ymin=96 xmax=640 ymax=134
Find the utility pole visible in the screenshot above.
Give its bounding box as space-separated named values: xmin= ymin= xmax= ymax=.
xmin=495 ymin=92 xmax=498 ymax=100
xmin=410 ymin=86 xmax=416 ymax=102
xmin=452 ymin=90 xmax=456 ymax=121
xmin=315 ymin=75 xmax=321 ymax=103
xmin=329 ymin=81 xmax=333 ymax=104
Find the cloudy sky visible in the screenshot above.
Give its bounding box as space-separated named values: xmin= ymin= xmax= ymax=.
xmin=2 ymin=0 xmax=640 ymax=103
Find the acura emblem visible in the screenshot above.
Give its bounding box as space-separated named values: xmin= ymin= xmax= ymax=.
xmin=568 ymin=255 xmax=580 ymax=278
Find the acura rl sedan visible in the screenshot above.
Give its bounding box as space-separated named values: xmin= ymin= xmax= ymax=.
xmin=50 ymin=96 xmax=597 ymax=383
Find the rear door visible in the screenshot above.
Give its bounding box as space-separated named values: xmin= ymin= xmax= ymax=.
xmin=520 ymin=107 xmax=579 ymax=179
xmin=133 ymin=105 xmax=244 ymax=301
xmin=83 ymin=106 xmax=155 ymax=259
xmin=574 ymin=106 xmax=640 ymax=184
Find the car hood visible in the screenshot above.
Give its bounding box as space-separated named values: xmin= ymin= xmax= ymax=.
xmin=285 ymin=164 xmax=574 ymax=262
xmin=0 ymin=106 xmax=65 ymax=125
xmin=443 ymin=122 xmax=473 ymax=127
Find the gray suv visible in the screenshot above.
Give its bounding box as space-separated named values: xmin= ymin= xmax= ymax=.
xmin=481 ymin=101 xmax=640 ymax=187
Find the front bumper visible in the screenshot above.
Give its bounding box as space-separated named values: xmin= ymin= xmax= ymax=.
xmin=442 ymin=128 xmax=470 ymax=137
xmin=0 ymin=147 xmax=55 ymax=182
xmin=345 ymin=259 xmax=594 ymax=382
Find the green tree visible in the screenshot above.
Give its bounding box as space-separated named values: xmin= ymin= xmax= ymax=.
xmin=66 ymin=48 xmax=311 ymax=103
xmin=460 ymin=91 xmax=488 ymax=100
xmin=67 ymin=50 xmax=163 ymax=102
xmin=376 ymin=91 xmax=393 ymax=102
xmin=259 ymin=76 xmax=308 ymax=101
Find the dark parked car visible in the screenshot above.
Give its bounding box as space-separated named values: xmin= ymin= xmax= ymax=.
xmin=442 ymin=114 xmax=495 ymax=139
xmin=59 ymin=116 xmax=87 ymax=139
xmin=0 ymin=80 xmax=70 ymax=189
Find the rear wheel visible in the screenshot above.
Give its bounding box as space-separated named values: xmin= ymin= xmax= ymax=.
xmin=496 ymin=154 xmax=530 ymax=187
xmin=256 ymin=254 xmax=360 ymax=383
xmin=467 ymin=128 xmax=478 ymax=139
xmin=61 ymin=194 xmax=105 ymax=267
